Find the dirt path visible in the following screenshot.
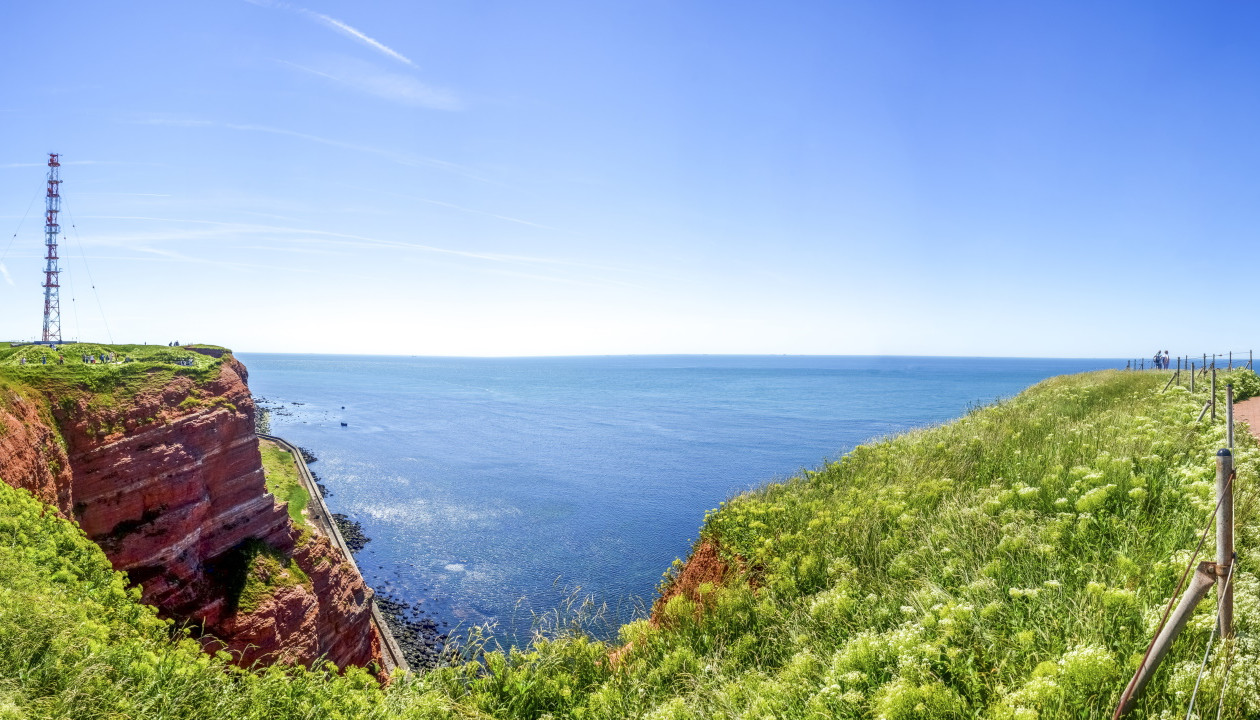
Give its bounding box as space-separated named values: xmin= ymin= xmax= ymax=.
xmin=1232 ymin=396 xmax=1260 ymax=439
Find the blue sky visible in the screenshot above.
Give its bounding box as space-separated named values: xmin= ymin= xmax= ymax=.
xmin=1 ymin=1 xmax=1257 ymax=357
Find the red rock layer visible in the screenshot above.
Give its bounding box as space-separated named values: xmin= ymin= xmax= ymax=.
xmin=214 ymin=534 xmax=381 ymax=669
xmin=0 ymin=387 xmax=72 ymax=510
xmin=0 ymin=357 xmax=382 ymax=672
xmin=650 ymin=538 xmax=732 ymax=626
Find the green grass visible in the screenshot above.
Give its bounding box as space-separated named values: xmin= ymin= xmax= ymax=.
xmin=0 ymin=343 xmax=224 ymax=406
xmin=1 ymin=368 xmax=1258 ymax=718
xmin=259 ymin=440 xmax=311 ymax=530
xmin=0 ymin=342 xmax=230 ymax=445
xmin=0 ymin=479 xmax=432 ymax=719
xmin=680 ymin=370 xmax=1254 ymax=719
xmin=226 ymin=539 xmax=312 ymax=614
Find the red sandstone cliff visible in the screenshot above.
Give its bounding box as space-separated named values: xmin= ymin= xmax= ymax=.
xmin=0 ymin=355 xmax=381 ymax=671
xmin=0 ymin=386 xmax=72 ymax=511
xmin=214 ymin=534 xmax=381 ymax=668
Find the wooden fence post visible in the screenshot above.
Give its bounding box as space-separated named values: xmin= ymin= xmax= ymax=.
xmin=1217 ymin=448 xmax=1234 ymax=638
xmin=1227 ymin=384 xmax=1235 ymax=449
xmin=1191 ymin=362 xmax=1196 ymax=393
xmin=1212 ymin=366 xmax=1217 ymax=422
xmin=1113 ymin=562 xmax=1218 ymax=718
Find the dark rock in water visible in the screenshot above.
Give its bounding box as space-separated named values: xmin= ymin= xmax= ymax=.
xmin=310 ymin=470 xmax=332 ymax=498
xmin=298 ymin=446 xmax=318 ymax=464
xmin=332 ymin=513 xmax=370 ymax=553
xmin=376 ymin=593 xmax=448 ymax=671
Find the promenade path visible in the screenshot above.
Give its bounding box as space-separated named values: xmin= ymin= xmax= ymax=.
xmin=1233 ymin=396 xmax=1260 ymax=440
xmin=258 ymin=433 xmax=410 ymax=674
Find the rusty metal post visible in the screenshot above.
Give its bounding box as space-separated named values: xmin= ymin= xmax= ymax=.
xmin=1114 ymin=562 xmax=1218 ymax=718
xmin=1217 ymin=448 xmax=1234 ymax=637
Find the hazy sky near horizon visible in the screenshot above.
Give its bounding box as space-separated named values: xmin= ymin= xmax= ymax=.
xmin=1 ymin=2 xmax=1257 ymax=357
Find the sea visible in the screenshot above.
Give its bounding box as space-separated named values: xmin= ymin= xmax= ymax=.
xmin=235 ymin=354 xmax=1121 ymax=648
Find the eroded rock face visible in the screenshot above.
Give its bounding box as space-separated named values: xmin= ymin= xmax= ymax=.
xmin=0 ymin=356 xmax=381 ymax=672
xmin=214 ymin=534 xmax=381 ymax=669
xmin=62 ymin=359 xmax=293 ymax=615
xmin=0 ymin=387 xmax=72 ymax=510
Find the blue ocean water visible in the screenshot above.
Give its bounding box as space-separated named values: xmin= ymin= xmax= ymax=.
xmin=236 ymin=354 xmax=1120 ymax=647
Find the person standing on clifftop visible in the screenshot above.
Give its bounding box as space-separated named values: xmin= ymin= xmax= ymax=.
xmin=1164 ymin=350 xmax=1171 ymax=369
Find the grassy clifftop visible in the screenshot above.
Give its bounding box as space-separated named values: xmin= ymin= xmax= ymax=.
xmin=0 ymin=343 xmax=233 ymax=449
xmin=0 ymin=343 xmax=225 ymax=397
xmin=1 ymin=368 xmax=1258 ymax=718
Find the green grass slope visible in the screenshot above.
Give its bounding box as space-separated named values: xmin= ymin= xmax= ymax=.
xmin=259 ymin=440 xmax=311 ymax=531
xmin=0 ymin=343 xmax=224 ymax=397
xmin=0 ymin=368 xmax=1257 ymax=719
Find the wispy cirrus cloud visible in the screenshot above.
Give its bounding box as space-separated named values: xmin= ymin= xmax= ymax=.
xmin=133 ymin=116 xmax=487 ymax=181
xmin=76 ymin=192 xmax=172 ymax=198
xmin=305 ymin=12 xmax=414 ymax=67
xmin=0 ymin=160 xmax=147 ymax=168
xmin=243 ymin=0 xmax=459 ymax=109
xmin=280 ymin=58 xmax=460 ymax=111
xmin=80 ymin=215 xmax=648 ymax=290
xmin=0 ymin=262 xmax=13 ymax=286
xmin=244 ymin=0 xmax=415 ymax=67
xmin=416 ymin=198 xmax=562 ymax=233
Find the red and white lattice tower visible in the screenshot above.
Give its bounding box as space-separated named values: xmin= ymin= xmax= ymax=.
xmin=41 ymin=153 xmax=62 ymax=343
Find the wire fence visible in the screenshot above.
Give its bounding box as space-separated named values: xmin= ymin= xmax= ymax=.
xmin=1125 ymin=351 xmax=1253 ymax=372
xmin=1113 ymin=363 xmax=1248 ymax=718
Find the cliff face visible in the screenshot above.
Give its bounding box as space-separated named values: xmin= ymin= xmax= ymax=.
xmin=0 ymin=386 xmax=72 ymax=511
xmin=64 ymin=359 xmax=291 ymax=614
xmin=0 ymin=355 xmax=381 ymax=672
xmin=214 ymin=534 xmax=381 ymax=668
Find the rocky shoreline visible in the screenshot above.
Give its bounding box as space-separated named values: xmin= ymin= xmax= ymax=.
xmin=331 ymin=513 xmax=370 ymax=554
xmin=326 ymin=486 xmax=446 ymax=670
xmin=374 ymin=593 xmax=449 ymax=670
xmin=258 ymin=401 xmax=450 ymax=671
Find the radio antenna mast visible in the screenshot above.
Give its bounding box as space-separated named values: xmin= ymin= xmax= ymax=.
xmin=41 ymin=153 xmax=62 ymax=344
